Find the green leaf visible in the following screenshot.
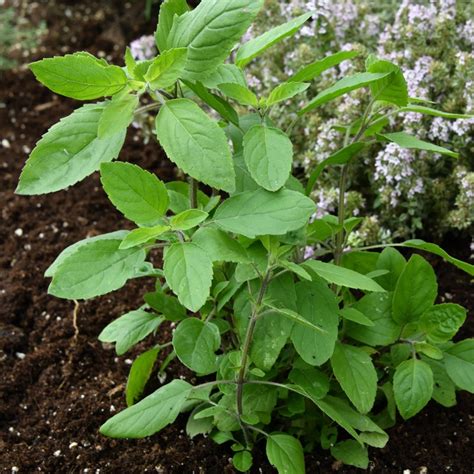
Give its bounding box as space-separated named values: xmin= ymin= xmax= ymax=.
xmin=378 ymin=132 xmax=458 ymax=158
xmin=144 ymin=48 xmax=188 ymax=89
xmin=126 ymin=347 xmax=160 ymax=406
xmin=156 ymin=99 xmax=235 ymax=192
xmin=250 ymin=274 xmax=297 ymax=371
xmin=266 ymin=434 xmax=305 ymax=474
xmin=192 ymin=228 xmax=249 ymax=263
xmin=289 ymin=50 xmax=359 ymax=83
xmin=48 ymin=239 xmax=146 ymax=300
xmin=392 ymin=254 xmax=437 ymax=325
xmin=299 ymin=72 xmax=390 ymax=114
xmin=186 ymin=405 xmax=214 ymax=438
xmin=16 ymin=103 xmax=126 ymax=195
xmin=375 ymin=247 xmax=406 ymax=291
xmin=218 ymin=83 xmax=258 ymax=107
xmin=243 ymin=125 xmax=293 ymax=192
xmin=183 ymin=79 xmax=239 ymax=126
xmin=426 ymin=360 xmax=457 ymax=408
xmin=213 ymin=188 xmax=315 ymax=238
xmin=444 ymin=339 xmax=474 ymax=393
xmin=233 ymin=451 xmax=253 ymax=472
xmin=144 ymin=288 xmax=187 ymax=322
xmin=98 ymin=92 xmax=139 ymax=138
xmin=279 ymin=260 xmax=312 ymax=281
xmin=420 ymin=304 xmax=467 ymax=344
xmin=303 ymin=260 xmax=385 ymax=292
xmin=291 ymin=280 xmax=339 ymax=366
xmin=170 ymin=209 xmax=208 ymax=231
xmin=346 ymin=293 xmax=401 ymax=346
xmin=173 ymin=319 xmax=220 ymax=375
xmin=163 ymin=242 xmax=213 ymax=312
xmin=167 ymin=0 xmax=263 ymax=80
xmin=45 ymin=230 xmax=128 ymax=277
xmin=200 ymin=63 xmax=247 ymax=89
xmin=399 ymin=240 xmax=474 ymax=276
xmin=289 ymin=366 xmax=329 ymax=400
xmin=305 ymin=142 xmax=365 ymax=194
xmin=124 ymin=47 xmax=137 ymax=76
xmin=414 ymin=342 xmax=443 ymax=360
xmin=331 ymin=440 xmax=369 ymax=469
xmin=266 ymin=82 xmax=310 ymax=106
xmin=119 ymin=225 xmax=170 ymax=250
xmin=366 ymin=55 xmax=408 ymax=106
xmin=100 ymin=379 xmax=192 ymax=438
xmin=155 ymin=0 xmax=190 ymax=52
xmin=99 ymin=310 xmax=162 ymax=355
xmin=29 ymin=52 xmax=128 ymax=100
xmin=100 ymin=162 xmax=169 ymax=226
xmin=399 ymin=104 xmax=474 ymax=119
xmin=393 ymin=359 xmax=433 ymax=419
xmin=236 ymin=12 xmax=313 ymax=67
xmin=331 ymin=343 xmax=378 ymax=414
xmin=339 ymin=307 xmax=374 ymax=327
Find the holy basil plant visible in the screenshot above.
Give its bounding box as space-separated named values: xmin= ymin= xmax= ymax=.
xmin=17 ymin=1 xmax=474 ymax=472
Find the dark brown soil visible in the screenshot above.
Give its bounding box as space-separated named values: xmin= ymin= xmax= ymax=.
xmin=0 ymin=1 xmax=473 ymax=473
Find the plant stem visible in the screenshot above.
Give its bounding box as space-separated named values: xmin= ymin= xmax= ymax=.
xmin=236 ymin=271 xmax=271 ymax=446
xmin=189 ymin=177 xmax=198 ymax=209
xmin=135 ymin=103 xmax=160 ymax=115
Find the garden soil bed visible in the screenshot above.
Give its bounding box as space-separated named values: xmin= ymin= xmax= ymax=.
xmin=1 ymin=1 xmax=473 ymax=472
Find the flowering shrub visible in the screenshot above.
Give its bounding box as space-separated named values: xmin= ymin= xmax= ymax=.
xmin=239 ymin=0 xmax=474 ymax=243
xmin=18 ymin=1 xmax=474 ymax=471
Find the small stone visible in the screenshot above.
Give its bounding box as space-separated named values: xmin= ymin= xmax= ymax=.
xmin=53 ymin=450 xmax=61 ymax=457
xmin=69 ymin=442 xmax=78 ymax=449
xmin=15 ymin=352 xmax=26 ymax=360
xmin=14 ymin=228 xmax=23 ymax=237
xmin=2 ymin=138 xmax=11 ymax=148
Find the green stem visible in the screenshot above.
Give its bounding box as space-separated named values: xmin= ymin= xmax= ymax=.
xmin=236 ymin=271 xmax=271 ymax=446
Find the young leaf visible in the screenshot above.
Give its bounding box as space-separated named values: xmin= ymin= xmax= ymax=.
xmin=236 ymin=12 xmax=313 ymax=67
xmin=124 ymin=47 xmax=137 ymax=76
xmin=213 ymin=188 xmax=315 ymax=238
xmin=100 ymin=379 xmax=192 ymax=438
xmin=426 ymin=360 xmax=457 ymax=408
xmin=99 ymin=310 xmax=162 ymax=355
xmin=170 ymin=209 xmax=208 ymax=231
xmin=266 ymin=434 xmax=305 ymax=474
xmin=218 ymin=83 xmax=258 ymax=107
xmin=378 ymin=132 xmax=458 ymax=158
xmin=183 ymin=80 xmax=239 ymax=126
xmin=289 ymin=50 xmax=359 ymax=83
xmin=29 ymin=52 xmax=128 ymax=100
xmin=443 ymin=339 xmax=474 ymax=393
xmin=163 ymin=242 xmax=213 ymax=312
xmin=375 ymin=247 xmax=407 ymax=291
xmin=173 ymin=319 xmax=221 ymax=375
xmin=192 ymin=228 xmax=249 ymax=264
xmin=339 ymin=307 xmax=374 ymax=327
xmin=155 ymin=99 xmax=235 ymax=193
xmin=48 ymin=239 xmax=146 ymax=300
xmin=98 ymin=92 xmax=139 ymax=138
xmin=243 ymin=125 xmax=293 ymax=191
xmin=331 ymin=343 xmax=378 ymax=414
xmin=305 ymin=142 xmax=365 ymax=194
xmin=126 ymin=347 xmax=160 ymax=406
xmin=392 ymin=254 xmax=437 ymax=324
xmin=366 ymin=55 xmax=408 ymax=106
xmin=420 ymin=304 xmax=467 ymax=344
xmin=393 ymin=359 xmax=433 ymax=419
xmin=291 ymin=280 xmax=339 ymax=366
xmin=16 ymin=103 xmax=126 ymax=195
xmin=119 ymin=225 xmax=170 ymax=250
xmin=303 ymin=260 xmax=385 ymax=292
xmin=155 ymin=0 xmax=190 ymax=52
xmin=100 ymin=162 xmax=169 ymax=226
xmin=144 ymin=48 xmax=188 ymax=89
xmin=346 ymin=293 xmax=401 ymax=346
xmin=167 ymin=0 xmax=263 ymax=80
xmin=299 ymin=72 xmax=390 ymax=114
xmin=398 ymin=104 xmax=474 ymax=119
xmin=331 ymin=440 xmax=369 ymax=469
xmin=144 ymin=288 xmax=187 ymax=322
xmin=266 ymin=82 xmax=309 ymax=106
xmin=200 ymin=63 xmax=247 ymax=89
xmin=233 ymin=451 xmax=253 ymax=472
